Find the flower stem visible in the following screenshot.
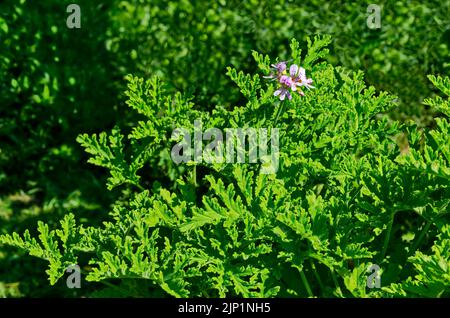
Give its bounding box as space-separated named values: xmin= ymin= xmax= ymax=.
xmin=273 ymin=101 xmax=286 ymax=127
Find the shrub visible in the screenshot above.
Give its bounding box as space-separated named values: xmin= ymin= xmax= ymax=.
xmin=107 ymin=0 xmax=450 ymax=122
xmin=0 ymin=0 xmax=120 ymax=297
xmin=2 ymin=37 xmax=448 ymax=297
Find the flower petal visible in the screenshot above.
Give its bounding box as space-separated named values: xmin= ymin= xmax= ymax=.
xmin=298 ymin=67 xmax=306 ymax=79
xmin=279 ymin=75 xmax=289 ymax=83
xmin=290 ymin=64 xmax=299 ymax=77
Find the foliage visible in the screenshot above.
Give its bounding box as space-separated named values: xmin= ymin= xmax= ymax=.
xmin=0 ymin=0 xmax=120 ymax=297
xmin=2 ymin=37 xmax=448 ymax=297
xmin=107 ymin=0 xmax=450 ymax=122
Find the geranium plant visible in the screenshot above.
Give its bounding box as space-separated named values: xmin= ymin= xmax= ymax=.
xmin=1 ymin=36 xmax=449 ymax=298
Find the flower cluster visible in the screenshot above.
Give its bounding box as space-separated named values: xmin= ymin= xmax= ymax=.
xmin=264 ymin=61 xmax=314 ymax=101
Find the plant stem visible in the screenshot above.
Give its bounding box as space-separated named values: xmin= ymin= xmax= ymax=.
xmin=380 ymin=212 xmax=395 ymax=261
xmin=408 ymin=220 xmax=432 ymax=257
xmin=309 ymin=259 xmax=325 ymax=294
xmin=133 ymin=182 xmax=145 ymax=192
xmin=80 ymin=269 xmax=129 ymax=294
xmin=192 ymin=164 xmax=197 ymax=187
xmin=300 ymin=270 xmax=313 ymax=297
xmin=273 ymin=101 xmax=286 ymax=127
xmin=330 ymin=268 xmax=342 ymax=296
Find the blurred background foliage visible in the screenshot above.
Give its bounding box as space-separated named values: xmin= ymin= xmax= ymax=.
xmin=0 ymin=0 xmax=448 ymax=297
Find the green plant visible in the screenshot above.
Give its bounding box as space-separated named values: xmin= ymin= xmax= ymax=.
xmin=1 ymin=0 xmax=449 ymax=297
xmin=0 ymin=0 xmax=120 ymax=297
xmin=2 ymin=37 xmax=448 ymax=297
xmin=107 ymin=0 xmax=450 ymax=123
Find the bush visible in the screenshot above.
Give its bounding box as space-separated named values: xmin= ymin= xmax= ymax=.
xmin=0 ymin=0 xmax=448 ymax=298
xmin=0 ymin=0 xmax=120 ymax=297
xmin=2 ymin=37 xmax=448 ymax=297
xmin=108 ymin=0 xmax=450 ymax=122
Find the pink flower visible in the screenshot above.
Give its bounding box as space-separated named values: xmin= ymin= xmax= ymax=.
xmin=279 ymin=75 xmax=294 ymax=87
xmin=271 ymin=61 xmax=287 ymax=73
xmin=274 ymin=87 xmax=292 ymax=101
xmin=291 ymin=65 xmax=315 ymax=90
xmin=263 ymin=61 xmax=288 ymax=81
xmin=263 ymin=61 xmax=314 ymax=101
